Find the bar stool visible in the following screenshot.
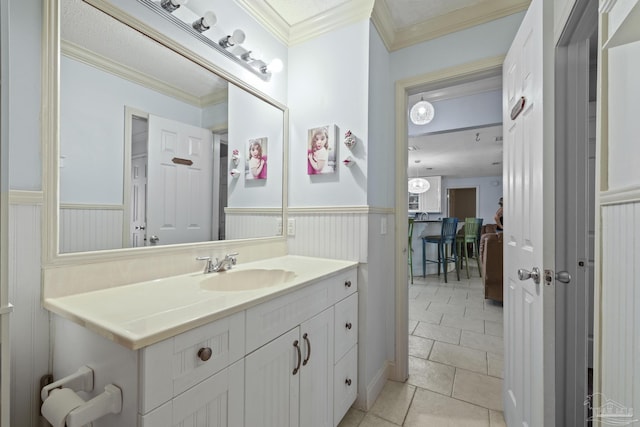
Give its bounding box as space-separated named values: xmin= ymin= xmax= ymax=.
xmin=422 ymin=217 xmax=460 ymax=283
xmin=408 ymin=218 xmax=414 ymax=284
xmin=457 ymin=218 xmax=483 ymax=278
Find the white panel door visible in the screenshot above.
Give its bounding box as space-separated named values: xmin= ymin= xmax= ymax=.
xmin=245 ymin=328 xmax=300 ymax=427
xmin=299 ymin=308 xmax=334 ymax=427
xmin=147 ymin=115 xmax=213 ymax=246
xmin=502 ymin=0 xmax=555 ymax=425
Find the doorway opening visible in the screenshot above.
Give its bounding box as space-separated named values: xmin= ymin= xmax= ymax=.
xmin=448 ymin=187 xmax=477 ymax=221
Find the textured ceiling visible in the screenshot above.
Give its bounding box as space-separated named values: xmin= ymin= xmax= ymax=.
xmin=383 ymin=0 xmax=487 ymax=28
xmin=265 ymin=0 xmax=351 ymax=25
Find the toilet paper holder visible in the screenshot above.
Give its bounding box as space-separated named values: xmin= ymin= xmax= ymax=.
xmin=41 ymin=366 xmax=123 ymax=427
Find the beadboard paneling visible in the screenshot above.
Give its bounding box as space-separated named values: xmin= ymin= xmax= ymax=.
xmin=287 ymin=211 xmax=368 ymax=262
xmin=225 ymin=212 xmax=282 ymax=240
xmin=600 ymin=202 xmax=639 ymax=415
xmin=59 ymin=206 xmax=124 ymax=253
xmin=8 ymin=203 xmax=49 ymax=427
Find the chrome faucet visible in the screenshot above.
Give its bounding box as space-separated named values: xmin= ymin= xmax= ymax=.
xmin=196 ymin=253 xmax=238 ymax=273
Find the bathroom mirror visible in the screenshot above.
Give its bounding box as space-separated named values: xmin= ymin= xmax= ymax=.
xmin=54 ymin=0 xmax=285 ymax=255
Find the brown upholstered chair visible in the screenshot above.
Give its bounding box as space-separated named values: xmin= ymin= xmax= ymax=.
xmin=479 ymin=227 xmax=503 ymax=303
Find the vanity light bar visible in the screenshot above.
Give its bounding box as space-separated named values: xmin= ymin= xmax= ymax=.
xmin=136 ymin=0 xmax=274 ymax=81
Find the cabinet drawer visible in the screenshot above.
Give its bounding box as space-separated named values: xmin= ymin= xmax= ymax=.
xmin=333 ymin=346 xmax=358 ymax=427
xmin=245 ymin=280 xmax=332 ymax=353
xmin=334 ymin=293 xmax=358 ymax=362
xmin=139 ymin=311 xmax=245 ymax=414
xmin=139 ymin=359 xmax=244 ymax=427
xmin=333 ymin=268 xmax=357 ymax=304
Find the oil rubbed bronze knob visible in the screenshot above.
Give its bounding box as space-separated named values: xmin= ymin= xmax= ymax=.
xmin=345 ymin=322 xmax=352 ymax=330
xmin=345 ymin=280 xmax=352 ymax=288
xmin=345 ymin=378 xmax=352 ymax=386
xmin=198 ymin=347 xmax=213 ymax=362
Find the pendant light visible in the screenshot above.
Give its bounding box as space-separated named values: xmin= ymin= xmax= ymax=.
xmin=409 ymin=97 xmax=435 ymax=125
xmin=408 ymin=160 xmax=430 ymax=194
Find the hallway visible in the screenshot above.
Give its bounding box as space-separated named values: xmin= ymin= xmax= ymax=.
xmin=339 ymin=271 xmax=505 ymax=426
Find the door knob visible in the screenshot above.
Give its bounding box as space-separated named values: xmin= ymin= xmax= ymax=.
xmin=555 ymin=271 xmax=571 ymax=284
xmin=149 ymin=235 xmax=160 ymax=244
xmin=518 ymin=267 xmax=541 ymax=284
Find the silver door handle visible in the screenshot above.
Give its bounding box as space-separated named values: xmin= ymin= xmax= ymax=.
xmin=149 ymin=235 xmax=160 ymax=244
xmin=555 ymin=271 xmax=571 ymax=284
xmin=518 ymin=267 xmax=541 ymax=284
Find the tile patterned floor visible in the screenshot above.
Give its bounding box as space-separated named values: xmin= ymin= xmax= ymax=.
xmin=339 ymin=269 xmax=505 ymax=427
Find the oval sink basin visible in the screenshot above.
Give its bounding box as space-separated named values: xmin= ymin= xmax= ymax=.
xmin=200 ymin=269 xmax=297 ymax=292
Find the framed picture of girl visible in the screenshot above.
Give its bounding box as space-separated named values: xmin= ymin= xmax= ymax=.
xmin=307 ymin=125 xmax=337 ymax=175
xmin=245 ymin=137 xmax=268 ymax=180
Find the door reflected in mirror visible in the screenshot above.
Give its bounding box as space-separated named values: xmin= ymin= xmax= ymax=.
xmin=58 ymin=0 xmax=284 ymax=254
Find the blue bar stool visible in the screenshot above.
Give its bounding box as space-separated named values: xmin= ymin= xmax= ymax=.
xmin=422 ymin=217 xmax=460 ymax=283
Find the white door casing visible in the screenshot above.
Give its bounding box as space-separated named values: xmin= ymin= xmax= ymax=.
xmin=130 ymin=155 xmax=147 ymax=247
xmin=502 ymin=0 xmax=556 ymax=425
xmin=147 ymin=115 xmax=213 ymax=246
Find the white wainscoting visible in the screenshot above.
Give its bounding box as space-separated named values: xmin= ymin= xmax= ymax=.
xmin=287 ymin=207 xmax=373 ymax=263
xmin=59 ymin=204 xmax=124 ymax=253
xmin=225 ymin=207 xmax=283 ymax=240
xmin=600 ymin=201 xmax=639 ymax=416
xmin=8 ymin=194 xmax=49 ymax=427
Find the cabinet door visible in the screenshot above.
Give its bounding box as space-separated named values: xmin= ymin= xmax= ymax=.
xmin=299 ymin=308 xmax=334 ymax=427
xmin=139 ymin=360 xmax=244 ymax=427
xmin=245 ymin=328 xmax=300 ymax=427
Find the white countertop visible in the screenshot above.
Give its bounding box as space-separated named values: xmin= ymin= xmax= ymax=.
xmin=43 ymin=255 xmax=357 ymax=350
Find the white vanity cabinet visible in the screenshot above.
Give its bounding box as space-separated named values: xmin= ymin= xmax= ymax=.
xmin=244 ymin=268 xmax=358 ymax=427
xmin=46 ymin=260 xmax=358 ymax=427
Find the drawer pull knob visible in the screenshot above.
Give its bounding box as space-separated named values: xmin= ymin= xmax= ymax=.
xmin=345 ymin=322 xmax=352 ymax=330
xmin=293 ymin=340 xmax=302 ymax=375
xmin=345 ymin=378 xmax=352 ymax=386
xmin=197 ymin=347 xmax=212 ymax=362
xmin=302 ymin=333 xmax=311 ymax=366
xmin=345 ymin=280 xmax=352 ymax=288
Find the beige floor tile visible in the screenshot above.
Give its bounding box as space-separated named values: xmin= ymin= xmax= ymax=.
xmin=409 ymin=319 xmax=418 ymax=334
xmin=408 ymin=356 xmax=456 ymax=396
xmin=484 ymin=320 xmax=503 ymax=337
xmin=448 ymin=297 xmax=485 ymax=309
xmin=427 ymin=301 xmax=466 ymax=316
xmin=409 ymin=307 xmax=444 ymax=324
xmin=484 ymin=300 xmax=504 ymax=313
xmin=460 ymin=330 xmax=504 ymax=354
xmin=369 ymin=380 xmax=416 ymax=425
xmin=441 ymin=313 xmax=485 ymax=333
xmin=409 ymin=334 xmax=434 ymax=359
xmin=453 ymin=369 xmax=503 ymax=411
xmin=487 ymin=352 xmax=504 ymax=378
xmin=413 ymin=322 xmax=462 ymax=345
xmin=429 ymin=341 xmax=488 ymax=374
xmin=359 ymin=414 xmax=401 ymax=427
xmin=464 ymin=307 xmax=503 ymax=323
xmin=337 ymin=407 xmax=366 ymax=427
xmin=417 ymin=292 xmax=452 ymax=303
xmin=489 ymin=410 xmax=507 ymax=427
xmin=404 ymin=388 xmax=490 ymax=427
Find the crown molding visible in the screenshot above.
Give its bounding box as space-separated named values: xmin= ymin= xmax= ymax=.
xmin=61 ymin=40 xmax=226 ymax=108
xmin=235 ymin=0 xmax=374 ymax=47
xmin=373 ymin=0 xmax=530 ymax=52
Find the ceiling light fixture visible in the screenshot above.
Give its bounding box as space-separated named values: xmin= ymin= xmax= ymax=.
xmin=137 ymin=0 xmax=281 ymax=81
xmin=409 ymin=97 xmax=435 ymax=125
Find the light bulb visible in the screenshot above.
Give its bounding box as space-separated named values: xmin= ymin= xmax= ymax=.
xmin=192 ymin=11 xmax=217 ymax=32
xmin=160 ymin=0 xmax=187 ymax=13
xmin=267 ymin=58 xmax=283 ymax=73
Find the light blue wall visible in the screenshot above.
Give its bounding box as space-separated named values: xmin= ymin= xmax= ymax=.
xmin=367 ymin=24 xmax=394 ymax=208
xmin=390 ymin=12 xmax=526 ymax=82
xmin=7 ymin=0 xmax=42 ymax=190
xmin=287 ymin=20 xmax=370 ymax=207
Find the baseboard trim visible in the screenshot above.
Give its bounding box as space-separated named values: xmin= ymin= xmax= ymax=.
xmin=355 ymin=360 xmax=390 ymax=410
